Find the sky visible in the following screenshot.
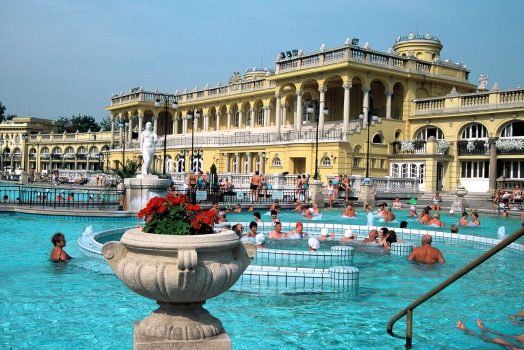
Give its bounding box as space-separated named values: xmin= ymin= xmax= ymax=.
xmin=1 ymin=0 xmax=523 ymax=121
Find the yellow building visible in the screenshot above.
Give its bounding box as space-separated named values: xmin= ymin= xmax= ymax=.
xmin=3 ymin=33 xmax=523 ymax=193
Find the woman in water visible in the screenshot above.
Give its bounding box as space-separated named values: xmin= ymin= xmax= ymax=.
xmin=471 ymin=212 xmax=480 ymax=225
xmin=50 ymin=232 xmax=72 ymax=263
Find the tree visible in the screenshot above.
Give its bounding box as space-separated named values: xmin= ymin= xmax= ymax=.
xmin=99 ymin=115 xmax=113 ymax=131
xmin=56 ymin=114 xmax=100 ymax=133
xmin=0 ymin=101 xmax=6 ymax=123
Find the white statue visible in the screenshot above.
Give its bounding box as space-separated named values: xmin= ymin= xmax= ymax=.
xmin=478 ymin=74 xmax=489 ymax=90
xmin=165 ymin=157 xmax=173 ymax=174
xmin=140 ymin=122 xmax=157 ymax=175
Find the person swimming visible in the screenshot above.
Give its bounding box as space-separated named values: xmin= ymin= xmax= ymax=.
xmin=50 ymin=232 xmax=72 ymax=263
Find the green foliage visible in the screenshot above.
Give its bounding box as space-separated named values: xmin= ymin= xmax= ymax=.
xmin=56 ymin=114 xmax=101 ymax=133
xmin=144 ymin=205 xmax=192 ymax=235
xmin=111 ymin=160 xmax=139 ymax=180
xmin=209 ymin=163 xmax=219 ymax=190
xmin=99 ymin=115 xmax=112 ymax=131
xmin=0 ymin=101 xmax=5 ymax=122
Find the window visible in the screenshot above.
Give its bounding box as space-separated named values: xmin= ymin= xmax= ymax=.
xmin=380 ymin=159 xmax=386 ymax=169
xmin=234 ymin=111 xmax=240 ymax=128
xmin=272 ymin=157 xmax=281 ymax=167
xmin=501 ymin=121 xmax=524 ymax=137
xmin=501 ymin=161 xmax=524 ymax=179
xmin=416 ymin=126 xmax=444 ymax=140
xmin=353 ymin=158 xmax=361 ymax=168
xmin=461 ymin=123 xmax=488 ymax=139
xmin=246 ymin=110 xmax=252 ymax=127
xmin=257 ymin=108 xmax=264 ymax=126
xmin=371 ymin=159 xmax=377 ymax=168
xmin=372 ymin=134 xmax=383 ymax=144
xmin=461 ymin=161 xmax=489 ymax=178
xmin=321 ymin=157 xmax=331 ymax=166
xmin=391 ymin=162 xmax=425 ymax=183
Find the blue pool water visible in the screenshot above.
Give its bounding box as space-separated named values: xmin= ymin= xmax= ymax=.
xmin=1 ymin=211 xmax=523 ymax=349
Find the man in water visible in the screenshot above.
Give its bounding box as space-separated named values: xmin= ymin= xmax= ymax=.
xmin=407 ymin=234 xmax=445 ymax=264
xmin=139 ymin=122 xmax=157 ymax=175
xmin=362 ymin=229 xmax=379 ymax=244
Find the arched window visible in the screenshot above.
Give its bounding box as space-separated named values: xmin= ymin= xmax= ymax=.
xmin=501 ymin=121 xmax=524 ymax=137
xmin=321 ymin=156 xmax=331 ymax=166
xmin=41 ymin=147 xmax=50 ymax=155
xmin=77 ymin=146 xmax=87 ymax=155
xmin=52 ymin=147 xmax=62 ymax=155
xmin=415 ymin=126 xmax=444 ymax=140
xmin=234 ymin=111 xmax=240 ymax=128
xmin=246 ymin=110 xmax=252 ymax=127
xmin=272 ymin=157 xmax=281 ymax=167
xmin=461 ymin=123 xmax=489 ymax=139
xmin=372 ymin=134 xmax=384 ymax=144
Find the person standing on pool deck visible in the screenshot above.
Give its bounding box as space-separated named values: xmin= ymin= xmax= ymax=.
xmin=407 ymin=234 xmax=445 ymax=264
xmin=250 ymin=171 xmax=261 ymax=202
xmin=50 ymin=232 xmax=72 ymax=263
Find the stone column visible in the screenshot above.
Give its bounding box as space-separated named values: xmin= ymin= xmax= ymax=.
xmin=128 ymin=117 xmax=134 ymax=143
xmin=363 ymin=87 xmax=370 ymax=125
xmin=153 ymin=116 xmax=158 ymax=134
xmin=296 ymin=91 xmax=303 ymax=132
xmin=247 ymin=152 xmax=252 ymax=173
xmin=110 ymin=113 xmax=115 ymax=148
xmin=275 ymin=95 xmax=281 ymax=134
xmin=249 ymin=109 xmax=254 ymax=129
xmin=227 ymin=111 xmax=231 ymax=130
xmin=425 ymin=137 xmax=439 ymax=192
xmin=343 ymin=83 xmax=351 ymax=132
xmin=118 ymin=116 xmax=123 ymax=145
xmin=138 ymin=112 xmax=144 ymax=141
xmin=264 ymin=107 xmax=270 ymax=127
xmin=235 ymin=153 xmax=240 ymax=173
xmin=489 ymin=138 xmax=498 ymax=191
xmin=259 ymin=152 xmax=265 ymax=174
xmin=225 ymin=153 xmax=230 ymax=173
xmin=386 ymin=91 xmax=393 ymax=119
xmin=238 ymin=110 xmax=243 ymax=129
xmin=216 ymin=112 xmax=221 ymax=131
xmin=172 ymin=118 xmax=177 ymax=135
xmin=318 ymin=88 xmax=327 ymax=131
xmin=183 ymin=117 xmax=188 ymax=134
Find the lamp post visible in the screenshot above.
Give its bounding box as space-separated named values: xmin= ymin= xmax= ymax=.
xmin=120 ymin=118 xmax=128 ymax=168
xmin=154 ymin=93 xmax=178 ymax=175
xmin=186 ymin=108 xmax=201 ymax=173
xmin=359 ymin=107 xmax=379 ymax=180
xmin=98 ymin=152 xmax=103 ymax=171
xmin=0 ymin=137 xmax=3 ymax=174
xmin=104 ymin=149 xmax=111 ymax=171
xmin=305 ymin=101 xmax=328 ymax=180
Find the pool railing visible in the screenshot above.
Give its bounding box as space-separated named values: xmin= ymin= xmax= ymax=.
xmin=386 ymin=226 xmax=524 ymax=349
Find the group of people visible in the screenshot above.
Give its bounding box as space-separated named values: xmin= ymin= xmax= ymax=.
xmin=325 ymin=175 xmax=353 ymax=207
xmin=493 ymin=184 xmax=523 ymax=210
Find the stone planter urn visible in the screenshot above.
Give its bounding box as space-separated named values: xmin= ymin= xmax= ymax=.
xmin=102 ymin=228 xmax=256 ymax=349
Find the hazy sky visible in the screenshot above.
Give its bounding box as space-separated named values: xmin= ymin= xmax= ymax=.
xmin=1 ymin=0 xmax=523 ymax=121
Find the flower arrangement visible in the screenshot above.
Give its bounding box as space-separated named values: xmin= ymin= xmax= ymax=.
xmin=138 ymin=194 xmax=218 ymax=235
xmin=437 ymin=139 xmax=450 ymax=153
xmin=496 ymin=138 xmax=524 ymax=152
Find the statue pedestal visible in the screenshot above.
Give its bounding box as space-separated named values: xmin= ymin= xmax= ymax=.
xmin=133 ymin=321 xmax=231 ymax=350
xmin=124 ymin=176 xmax=172 ymax=212
xmin=358 ymin=181 xmax=376 ymax=208
xmin=450 ymin=184 xmax=469 ymax=213
xmin=311 ymin=180 xmax=324 ymax=208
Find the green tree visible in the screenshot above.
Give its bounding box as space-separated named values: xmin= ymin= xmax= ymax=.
xmin=99 ymin=115 xmax=112 ymax=131
xmin=56 ymin=114 xmax=100 ymax=133
xmin=0 ymin=101 xmax=6 ymax=123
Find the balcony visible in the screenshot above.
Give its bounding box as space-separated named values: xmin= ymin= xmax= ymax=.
xmin=457 ymin=140 xmax=489 ymax=156
xmin=391 ymin=139 xmax=449 ymax=156
xmin=496 ymin=137 xmax=524 ymax=155
xmin=414 ymin=88 xmax=524 ymax=116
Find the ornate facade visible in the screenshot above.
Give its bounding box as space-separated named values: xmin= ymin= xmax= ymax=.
xmin=3 ymin=34 xmax=523 ymax=193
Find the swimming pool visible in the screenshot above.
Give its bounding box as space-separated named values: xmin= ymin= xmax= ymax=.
xmin=1 ymin=212 xmax=523 ymax=349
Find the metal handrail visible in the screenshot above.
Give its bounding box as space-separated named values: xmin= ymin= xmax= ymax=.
xmin=387 ymin=227 xmax=524 ymax=349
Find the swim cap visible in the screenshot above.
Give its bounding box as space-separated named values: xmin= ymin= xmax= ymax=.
xmin=308 ymin=237 xmax=320 ymax=250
